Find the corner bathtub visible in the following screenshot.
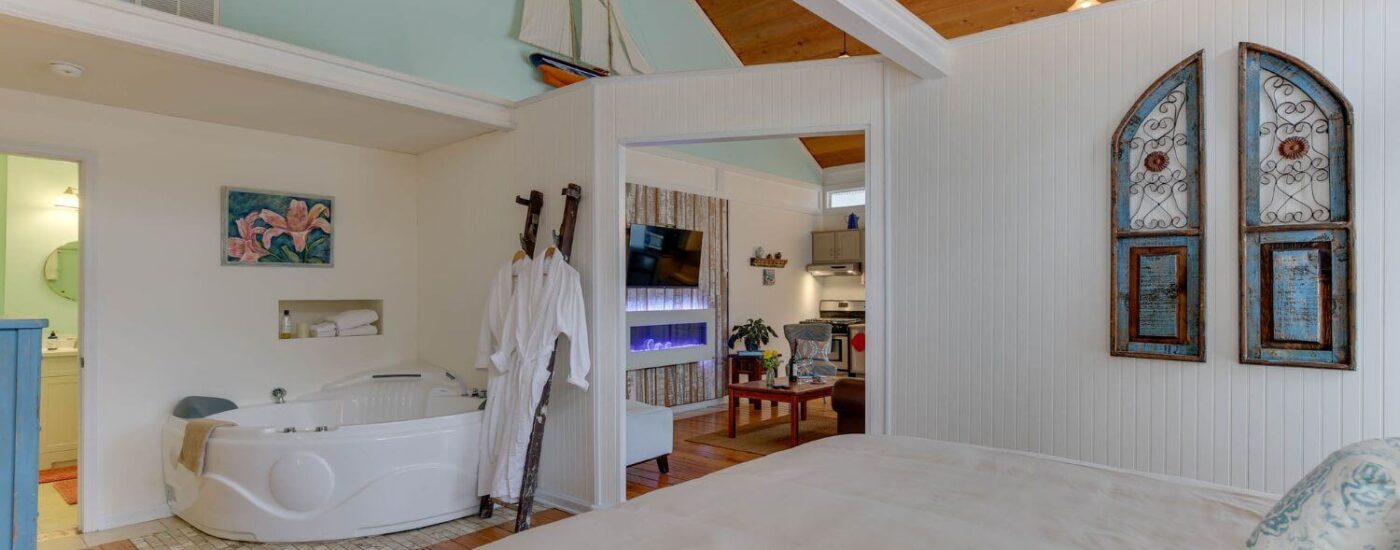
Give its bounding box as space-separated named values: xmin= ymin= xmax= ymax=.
xmin=161 ymin=369 xmax=484 ymax=543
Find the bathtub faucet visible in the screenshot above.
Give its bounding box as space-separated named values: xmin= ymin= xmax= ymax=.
xmin=445 ymin=370 xmax=471 ymax=397
xmin=271 ymin=387 xmax=286 ymax=404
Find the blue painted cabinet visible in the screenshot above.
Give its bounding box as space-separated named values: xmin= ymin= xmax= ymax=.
xmin=1 ymin=319 xmax=46 ymax=550
xmin=1239 ymin=43 xmax=1354 ymax=369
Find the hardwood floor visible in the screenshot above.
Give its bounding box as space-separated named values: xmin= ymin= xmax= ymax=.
xmin=625 ymin=397 xmax=839 ymax=499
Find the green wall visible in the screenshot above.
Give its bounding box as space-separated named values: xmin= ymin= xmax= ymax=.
xmin=219 ymin=0 xmax=821 ymax=184
xmin=3 ymin=155 xmax=80 ymax=335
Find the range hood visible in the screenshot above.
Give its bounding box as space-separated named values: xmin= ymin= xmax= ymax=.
xmin=806 ymin=262 xmax=863 ymax=277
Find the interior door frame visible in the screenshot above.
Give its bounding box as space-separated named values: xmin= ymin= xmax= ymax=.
xmin=609 ymin=123 xmax=886 ymax=502
xmin=0 ymin=140 xmax=97 ymax=533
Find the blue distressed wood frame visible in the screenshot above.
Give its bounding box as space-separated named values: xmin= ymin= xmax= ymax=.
xmin=1114 ymin=236 xmax=1203 ymax=359
xmin=1239 ymin=43 xmax=1354 ymax=370
xmin=1110 ymin=52 xmax=1206 ymax=362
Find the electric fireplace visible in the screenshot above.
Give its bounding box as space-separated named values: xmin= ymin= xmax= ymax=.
xmin=625 ymin=308 xmax=715 ymax=370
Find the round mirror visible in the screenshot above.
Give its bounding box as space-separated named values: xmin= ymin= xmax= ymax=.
xmin=44 ymin=241 xmax=80 ymax=301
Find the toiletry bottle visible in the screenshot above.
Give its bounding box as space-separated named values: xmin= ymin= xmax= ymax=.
xmin=280 ymin=310 xmax=293 ymax=339
xmin=46 ymin=331 xmax=59 ymax=351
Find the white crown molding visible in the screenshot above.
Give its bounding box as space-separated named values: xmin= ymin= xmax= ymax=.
xmin=793 ymin=0 xmax=952 ymax=79
xmin=0 ymin=0 xmax=517 ymax=130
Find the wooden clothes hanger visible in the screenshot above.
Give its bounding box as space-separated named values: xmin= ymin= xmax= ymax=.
xmin=512 ymin=249 xmax=528 ymax=263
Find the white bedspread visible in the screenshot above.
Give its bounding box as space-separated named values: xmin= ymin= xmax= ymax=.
xmin=486 ymin=435 xmax=1275 ymax=549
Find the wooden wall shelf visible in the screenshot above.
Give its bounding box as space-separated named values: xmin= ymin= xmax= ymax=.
xmin=749 ymin=258 xmax=788 ymax=268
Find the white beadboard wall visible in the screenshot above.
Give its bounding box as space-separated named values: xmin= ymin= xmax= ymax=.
xmin=887 ymin=0 xmax=1400 ymax=495
xmin=417 ymin=86 xmax=597 ymax=511
xmin=593 ymin=58 xmax=887 ymax=507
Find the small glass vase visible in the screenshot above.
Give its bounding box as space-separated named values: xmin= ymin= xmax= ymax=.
xmin=765 ymin=368 xmax=776 ymax=388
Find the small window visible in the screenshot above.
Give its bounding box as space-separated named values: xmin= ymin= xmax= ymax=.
xmin=827 ymin=189 xmax=865 ymax=209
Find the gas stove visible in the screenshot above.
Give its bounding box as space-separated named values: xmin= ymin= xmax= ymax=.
xmin=798 ymin=300 xmax=866 ymax=375
xmin=801 ymin=300 xmax=865 ymax=335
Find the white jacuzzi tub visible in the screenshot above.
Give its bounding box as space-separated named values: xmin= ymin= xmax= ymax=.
xmin=161 ymin=367 xmax=485 ymax=543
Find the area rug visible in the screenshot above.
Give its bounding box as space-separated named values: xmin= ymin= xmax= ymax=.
xmin=38 ymin=466 xmax=76 ymax=484
xmin=687 ymin=415 xmax=837 ymax=455
xmin=51 ymin=479 xmax=77 ymax=505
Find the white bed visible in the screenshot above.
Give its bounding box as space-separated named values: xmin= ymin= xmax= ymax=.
xmin=487 ymin=435 xmax=1276 ymax=549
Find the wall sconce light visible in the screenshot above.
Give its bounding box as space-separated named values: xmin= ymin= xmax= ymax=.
xmin=1068 ymin=0 xmax=1102 ymax=11
xmin=54 ymin=187 xmax=80 ymax=210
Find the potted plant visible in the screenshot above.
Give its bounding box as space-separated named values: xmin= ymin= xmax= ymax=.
xmin=728 ymin=318 xmax=777 ymax=352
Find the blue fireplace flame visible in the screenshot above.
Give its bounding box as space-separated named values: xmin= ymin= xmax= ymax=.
xmin=630 ymin=322 xmax=708 ymax=352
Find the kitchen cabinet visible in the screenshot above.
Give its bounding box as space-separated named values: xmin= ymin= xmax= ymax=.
xmin=39 ymin=354 xmax=79 ymax=468
xmin=812 ymin=229 xmax=864 ymax=263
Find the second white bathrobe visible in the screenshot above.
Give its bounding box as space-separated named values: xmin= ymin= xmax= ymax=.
xmin=475 ymin=257 xmax=531 ymax=499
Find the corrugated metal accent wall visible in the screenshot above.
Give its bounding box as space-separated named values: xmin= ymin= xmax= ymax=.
xmin=625 ymin=183 xmax=730 ymax=406
xmin=887 ymin=0 xmax=1400 ymax=495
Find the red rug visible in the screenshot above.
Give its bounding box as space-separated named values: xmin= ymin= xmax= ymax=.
xmin=38 ymin=466 xmax=76 ymax=484
xmin=51 ymin=479 xmax=78 ymax=506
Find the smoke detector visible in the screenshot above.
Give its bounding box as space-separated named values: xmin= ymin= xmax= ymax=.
xmin=49 ymin=61 xmax=85 ymax=78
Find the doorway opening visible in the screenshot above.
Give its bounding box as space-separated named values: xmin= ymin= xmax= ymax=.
xmin=616 ymin=132 xmax=871 ymax=498
xmin=0 ymin=152 xmax=84 ymax=540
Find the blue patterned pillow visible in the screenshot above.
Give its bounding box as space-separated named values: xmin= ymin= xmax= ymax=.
xmin=1247 ymin=438 xmax=1400 ymax=549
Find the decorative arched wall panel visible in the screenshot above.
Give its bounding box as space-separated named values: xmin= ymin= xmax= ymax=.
xmin=1239 ymin=43 xmax=1354 ymax=370
xmin=1111 ymin=51 xmax=1206 ymax=362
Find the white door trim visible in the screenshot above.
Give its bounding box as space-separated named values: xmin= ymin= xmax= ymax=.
xmin=603 ymin=121 xmax=888 ymax=505
xmin=0 ymin=139 xmax=99 ymax=532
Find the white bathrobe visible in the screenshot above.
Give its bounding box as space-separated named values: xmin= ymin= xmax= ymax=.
xmin=484 ymin=248 xmax=591 ymax=502
xmin=475 ymin=257 xmax=531 ymax=498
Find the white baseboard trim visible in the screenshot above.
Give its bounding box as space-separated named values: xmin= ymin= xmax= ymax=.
xmin=534 ymin=490 xmax=596 ymax=516
xmin=669 ymin=397 xmax=727 ymax=416
xmin=88 ymin=503 xmax=170 ymax=533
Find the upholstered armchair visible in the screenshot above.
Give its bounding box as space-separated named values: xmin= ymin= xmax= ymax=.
xmin=783 ymin=323 xmax=839 ymax=378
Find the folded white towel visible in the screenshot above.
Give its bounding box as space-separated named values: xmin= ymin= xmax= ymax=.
xmin=328 ymin=309 xmax=379 ymax=331
xmin=337 ymin=324 xmax=378 ymax=337
xmin=310 ymin=321 xmax=338 ymax=338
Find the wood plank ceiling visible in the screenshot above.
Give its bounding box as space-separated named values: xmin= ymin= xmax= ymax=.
xmin=696 ymin=0 xmax=1112 ymax=168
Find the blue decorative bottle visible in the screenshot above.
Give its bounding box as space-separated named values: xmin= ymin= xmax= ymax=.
xmin=847 ymin=212 xmax=860 ymax=229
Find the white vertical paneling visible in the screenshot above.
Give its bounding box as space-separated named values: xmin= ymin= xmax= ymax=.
xmin=889 ymin=0 xmax=1398 ymax=494
xmin=418 ymin=86 xmax=596 ymax=511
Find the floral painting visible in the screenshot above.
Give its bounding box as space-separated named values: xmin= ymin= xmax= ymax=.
xmin=223 ymin=187 xmax=333 ymax=267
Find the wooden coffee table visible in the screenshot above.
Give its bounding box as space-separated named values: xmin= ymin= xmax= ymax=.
xmin=727 ymin=379 xmax=836 ymax=448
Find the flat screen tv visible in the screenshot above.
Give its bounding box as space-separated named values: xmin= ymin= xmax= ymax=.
xmin=626 ymin=224 xmax=704 ymax=288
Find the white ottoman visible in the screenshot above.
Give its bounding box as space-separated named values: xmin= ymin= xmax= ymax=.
xmin=625 ymin=400 xmax=673 ymax=473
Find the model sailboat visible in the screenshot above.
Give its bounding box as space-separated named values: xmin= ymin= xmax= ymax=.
xmin=518 ymin=0 xmax=652 ymax=87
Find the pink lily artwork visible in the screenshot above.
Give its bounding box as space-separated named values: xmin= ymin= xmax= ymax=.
xmin=223 ymin=187 xmax=334 ymax=266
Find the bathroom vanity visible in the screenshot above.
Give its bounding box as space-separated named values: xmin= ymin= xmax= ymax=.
xmin=39 ymin=348 xmax=79 ymax=469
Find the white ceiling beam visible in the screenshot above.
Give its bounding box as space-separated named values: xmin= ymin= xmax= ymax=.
xmin=793 ymin=0 xmax=953 ymax=79
xmin=0 ymin=0 xmax=517 ymax=129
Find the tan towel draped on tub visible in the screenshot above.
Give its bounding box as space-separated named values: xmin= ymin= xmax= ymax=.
xmin=179 ymin=419 xmax=235 ymax=475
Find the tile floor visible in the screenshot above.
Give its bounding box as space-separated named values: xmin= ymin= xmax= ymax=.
xmin=38 ymin=482 xmax=79 ymax=541
xmin=37 ymin=506 xmax=573 ymax=550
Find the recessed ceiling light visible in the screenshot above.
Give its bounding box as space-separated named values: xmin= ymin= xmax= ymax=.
xmin=1068 ymin=0 xmax=1102 ymax=11
xmin=49 ymin=61 xmax=85 ymax=78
